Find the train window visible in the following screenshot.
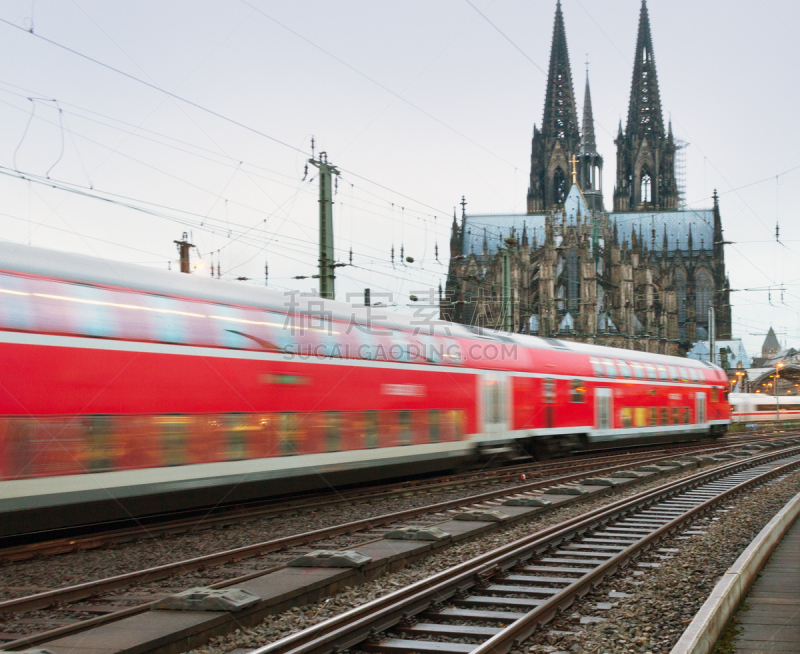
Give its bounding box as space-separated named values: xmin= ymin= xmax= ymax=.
xmin=602 ymin=359 xmax=617 ymax=378
xmin=591 ymin=358 xmax=604 ymax=377
xmin=278 ymin=413 xmax=302 ymax=455
xmin=616 ymin=360 xmax=632 ymax=379
xmin=648 ymin=407 xmax=657 ymax=426
xmin=389 ymin=331 xmax=410 ymax=363
xmin=224 ymin=414 xmax=248 ymax=461
xmin=441 ymin=337 xmax=464 ymax=365
xmin=156 ymin=416 xmax=187 ymax=466
xmin=325 ymin=412 xmax=341 ymax=452
xmin=682 ymin=407 xmax=690 ymax=424
xmin=645 ymin=363 xmax=658 ymax=381
xmin=629 ymin=362 xmax=644 ymax=380
xmin=398 ymin=410 xmax=413 ymax=446
xmin=543 ymin=379 xmax=556 ymax=404
xmin=687 ymin=368 xmax=697 ymax=383
xmin=711 ymin=387 xmax=719 ymax=403
xmin=570 ymin=379 xmax=585 ymax=403
xmin=620 ymin=408 xmax=632 ymax=428
xmin=678 ymin=367 xmax=689 ymax=383
xmin=364 ymin=411 xmax=380 ymax=449
xmin=634 ymin=407 xmax=647 ymax=427
xmin=84 ymin=415 xmax=115 ymax=471
xmin=453 ymin=409 xmax=465 ymax=439
xmin=672 ymin=407 xmax=679 ymax=424
xmin=429 ymin=409 xmax=440 ymax=443
xmin=657 ymin=365 xmax=669 ymax=382
xmin=661 ymin=407 xmax=669 ymax=425
xmin=0 ymin=274 xmax=34 ymax=331
xmin=668 ymin=366 xmax=679 ymax=382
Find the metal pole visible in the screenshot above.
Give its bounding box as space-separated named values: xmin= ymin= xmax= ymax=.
xmin=501 ymin=248 xmax=512 ymax=332
xmin=310 ymin=152 xmax=339 ymax=300
xmin=775 ymin=364 xmax=780 ymax=421
xmin=708 ymin=305 xmax=715 ymax=365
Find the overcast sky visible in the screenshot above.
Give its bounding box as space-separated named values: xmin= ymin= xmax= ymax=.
xmin=0 ymin=0 xmax=797 ymax=358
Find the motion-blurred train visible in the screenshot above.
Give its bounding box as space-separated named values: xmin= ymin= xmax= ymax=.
xmin=0 ymin=244 xmax=730 ymax=537
xmin=729 ymin=393 xmax=800 ymax=423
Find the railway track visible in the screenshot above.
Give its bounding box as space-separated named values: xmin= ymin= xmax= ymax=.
xmin=0 ymin=437 xmax=788 ymax=650
xmin=254 ymin=444 xmax=800 ymax=654
xmin=1 ymin=433 xmax=769 ymax=561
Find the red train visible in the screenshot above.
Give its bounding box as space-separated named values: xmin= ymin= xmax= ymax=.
xmin=0 ymin=243 xmax=730 ymax=537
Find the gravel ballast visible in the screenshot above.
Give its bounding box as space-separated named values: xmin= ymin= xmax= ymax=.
xmin=185 ymin=463 xmax=727 ymax=654
xmin=0 ymin=447 xmax=714 ymax=601
xmin=519 ymin=468 xmax=800 ymax=654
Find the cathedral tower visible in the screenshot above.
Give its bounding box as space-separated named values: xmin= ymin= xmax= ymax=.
xmin=613 ymin=0 xmax=678 ymax=212
xmin=527 ymin=1 xmax=580 ymax=213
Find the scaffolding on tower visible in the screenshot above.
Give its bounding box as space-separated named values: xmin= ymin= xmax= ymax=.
xmin=675 ymin=138 xmax=689 ymax=209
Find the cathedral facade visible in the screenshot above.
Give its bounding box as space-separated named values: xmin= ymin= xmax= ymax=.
xmin=442 ymin=0 xmax=731 ymax=355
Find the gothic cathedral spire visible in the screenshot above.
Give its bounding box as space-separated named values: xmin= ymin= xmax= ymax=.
xmin=613 ymin=0 xmax=678 ymax=212
xmin=542 ymin=1 xmax=579 ymax=144
xmin=581 ymin=73 xmax=597 ymax=154
xmin=527 ymin=1 xmax=580 ymax=214
xmin=578 ymin=68 xmax=604 ymax=212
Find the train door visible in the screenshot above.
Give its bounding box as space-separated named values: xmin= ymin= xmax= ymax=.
xmin=696 ymin=392 xmax=707 ymax=424
xmin=542 ymin=378 xmax=556 ymax=428
xmin=481 ymin=373 xmax=510 ymax=436
xmin=596 ymin=388 xmax=612 ymax=432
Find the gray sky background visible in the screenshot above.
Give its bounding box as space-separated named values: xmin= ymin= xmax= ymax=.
xmin=0 ymin=0 xmax=797 ymax=359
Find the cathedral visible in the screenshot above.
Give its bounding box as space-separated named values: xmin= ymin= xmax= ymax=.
xmin=442 ymin=0 xmax=732 ymax=355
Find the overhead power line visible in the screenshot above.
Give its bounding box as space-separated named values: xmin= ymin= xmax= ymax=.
xmin=0 ymin=17 xmax=306 ymax=157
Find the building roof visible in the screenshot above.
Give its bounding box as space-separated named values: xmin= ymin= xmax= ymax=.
xmin=462 ymin=213 xmax=545 ymax=256
xmin=608 ymin=210 xmax=714 ymax=252
xmin=462 ymin=204 xmax=715 ymax=257
xmin=688 ymin=338 xmax=751 ymax=369
xmin=762 ymin=327 xmax=780 ymax=355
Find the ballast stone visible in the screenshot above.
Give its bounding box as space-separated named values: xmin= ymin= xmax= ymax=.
xmin=454 ymin=509 xmax=510 ymax=522
xmin=288 ymin=550 xmax=372 ymax=568
xmin=153 ymin=587 xmax=260 ymax=612
xmin=384 ymin=526 xmax=450 ymax=541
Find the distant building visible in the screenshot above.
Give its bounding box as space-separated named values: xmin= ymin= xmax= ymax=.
xmin=442 ymin=0 xmax=731 ymax=355
xmin=762 ymin=327 xmax=780 ymax=357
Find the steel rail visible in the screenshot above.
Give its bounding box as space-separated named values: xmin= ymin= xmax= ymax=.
xmin=0 ymin=446 xmax=688 ymax=560
xmin=252 ymin=445 xmax=800 ymax=654
xmin=0 ymin=442 xmax=790 ymax=652
xmin=0 ymin=446 xmax=724 ymax=616
xmin=3 ymin=437 xmax=752 ymax=560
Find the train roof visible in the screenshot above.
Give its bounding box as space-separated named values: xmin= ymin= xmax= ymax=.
xmin=0 ymin=242 xmax=724 ymax=373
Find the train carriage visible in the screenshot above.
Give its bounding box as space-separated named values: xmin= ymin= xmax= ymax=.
xmin=0 ymin=243 xmax=730 ymax=537
xmin=729 ymin=392 xmax=800 ymax=423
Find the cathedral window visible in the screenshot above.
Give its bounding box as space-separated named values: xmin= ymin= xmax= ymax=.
xmin=553 ymin=167 xmax=567 ymax=204
xmin=640 ymin=172 xmax=652 ymax=203
xmin=676 ymin=270 xmax=687 ymax=324
xmin=566 ymin=250 xmax=580 ymax=313
xmin=696 ymin=270 xmax=713 ymax=324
